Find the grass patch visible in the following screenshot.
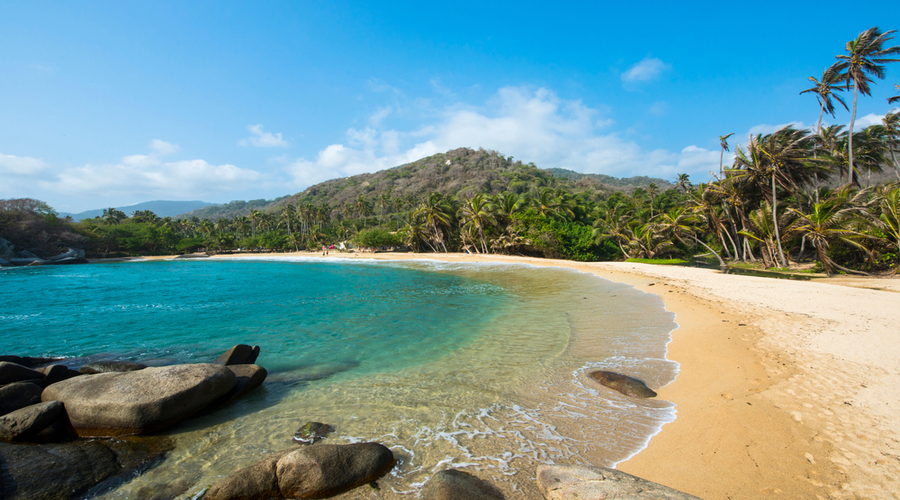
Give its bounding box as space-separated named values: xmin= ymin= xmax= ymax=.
xmin=625 ymin=258 xmax=690 ymax=265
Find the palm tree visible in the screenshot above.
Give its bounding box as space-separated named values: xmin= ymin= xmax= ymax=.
xmin=718 ymin=133 xmax=735 ymax=179
xmin=878 ymin=186 xmax=900 ymax=252
xmin=883 ymin=111 xmax=900 ymax=180
xmin=788 ymin=196 xmax=876 ymax=276
xmin=250 ymin=210 xmax=262 ymax=237
xmin=280 ymin=205 xmax=296 ymax=237
xmin=675 ymin=173 xmax=692 ymax=193
xmin=655 ymin=206 xmax=727 ymax=267
xmin=102 ymin=207 xmax=126 ymax=226
xmin=890 ymin=84 xmax=900 ymax=104
xmin=800 ymin=64 xmax=850 ymax=136
xmin=833 ymin=27 xmax=900 ymax=187
xmin=732 ymin=127 xmax=822 ymax=267
xmin=458 ymin=193 xmax=496 ymax=254
xmin=415 ymin=193 xmax=455 ymax=252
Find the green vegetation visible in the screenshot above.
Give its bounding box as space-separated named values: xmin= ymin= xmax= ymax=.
xmin=2 ymin=26 xmax=899 ymax=275
xmin=625 ymin=258 xmax=690 ymax=265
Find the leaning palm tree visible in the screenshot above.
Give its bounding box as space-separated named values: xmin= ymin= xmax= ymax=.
xmin=800 ymin=64 xmax=849 ymax=136
xmin=457 ymin=193 xmax=496 ymax=254
xmin=718 ymin=133 xmax=735 ymax=178
xmin=883 ymin=111 xmax=900 ymax=180
xmin=675 ymin=173 xmax=692 ymax=193
xmin=655 ymin=207 xmax=727 ymax=267
xmin=732 ymin=127 xmax=822 ymax=267
xmin=878 ymin=186 xmax=900 ymax=253
xmin=833 ymin=27 xmax=900 ymax=187
xmin=788 ymin=197 xmax=876 ymax=276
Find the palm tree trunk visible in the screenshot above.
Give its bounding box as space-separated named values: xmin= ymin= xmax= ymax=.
xmin=684 ymin=235 xmax=726 ymax=268
xmin=848 ymin=80 xmax=858 ymax=187
xmin=771 ymin=174 xmax=788 ymax=267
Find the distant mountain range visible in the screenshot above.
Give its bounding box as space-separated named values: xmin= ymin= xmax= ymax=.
xmin=61 ymin=200 xmax=214 ymax=221
xmin=178 ymin=147 xmax=675 ymax=221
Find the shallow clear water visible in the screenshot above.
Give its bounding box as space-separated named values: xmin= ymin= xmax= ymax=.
xmin=0 ymin=257 xmax=678 ymax=499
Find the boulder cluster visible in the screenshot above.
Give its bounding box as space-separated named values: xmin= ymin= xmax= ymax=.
xmin=0 ymin=344 xmax=266 ymax=499
xmin=0 ymin=237 xmax=88 ymax=267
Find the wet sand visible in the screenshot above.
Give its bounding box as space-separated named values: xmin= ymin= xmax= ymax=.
xmin=144 ymin=251 xmax=900 ymax=498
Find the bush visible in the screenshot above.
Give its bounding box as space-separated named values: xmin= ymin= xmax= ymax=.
xmin=355 ymin=228 xmax=402 ymax=248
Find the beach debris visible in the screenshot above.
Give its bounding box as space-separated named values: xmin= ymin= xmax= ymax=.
xmin=588 ymin=370 xmax=657 ymax=398
xmin=537 ymin=465 xmax=700 ymax=500
xmin=205 ymin=442 xmax=395 ymax=500
xmin=293 ymin=421 xmax=334 ymax=444
xmin=422 ymin=469 xmax=505 ymax=500
xmin=42 ymin=363 xmax=237 ymax=436
xmin=214 ymin=344 xmax=260 ymax=366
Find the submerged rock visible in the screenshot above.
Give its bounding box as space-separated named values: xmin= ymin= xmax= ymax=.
xmin=0 ymin=440 xmax=120 ymax=500
xmin=422 ymin=469 xmax=505 ymax=500
xmin=588 ymin=370 xmax=657 ymax=398
xmin=201 ymin=364 xmax=268 ymax=415
xmin=536 ymin=465 xmax=700 ymax=500
xmin=292 ymin=421 xmax=334 ymax=445
xmin=41 ymin=363 xmax=236 ymax=436
xmin=206 ymin=443 xmax=395 ymax=500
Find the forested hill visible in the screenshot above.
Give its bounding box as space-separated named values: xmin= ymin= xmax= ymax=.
xmin=179 ymin=148 xmax=673 ymax=220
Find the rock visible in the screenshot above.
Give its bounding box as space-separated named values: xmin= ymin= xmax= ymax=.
xmin=0 ymin=258 xmax=9 ymax=267
xmin=0 ymin=361 xmax=44 ymax=385
xmin=588 ymin=371 xmax=657 ymax=398
xmin=536 ymin=465 xmax=700 ymax=500
xmin=38 ymin=365 xmax=80 ymax=385
xmin=46 ymin=248 xmax=86 ymax=261
xmin=8 ymin=257 xmax=47 ymax=266
xmin=51 ymin=257 xmax=89 ymax=265
xmin=174 ymin=252 xmax=209 ymax=259
xmin=0 ymin=435 xmax=175 ymax=500
xmin=0 ymin=356 xmax=61 ymax=369
xmin=422 ymin=469 xmax=505 ymax=500
xmin=41 ymin=363 xmax=236 ymax=436
xmin=276 ymin=443 xmax=396 ymax=499
xmin=0 ymin=401 xmax=65 ymax=441
xmin=0 ymin=382 xmax=43 ymax=416
xmin=0 ymin=440 xmax=120 ymax=500
xmin=205 ymin=450 xmax=290 ymax=500
xmin=214 ymin=344 xmax=260 ymax=366
xmin=293 ymin=421 xmax=334 ymax=445
xmin=202 ymin=364 xmax=267 ymax=414
xmin=206 ymin=443 xmax=395 ymax=500
xmin=0 ymin=237 xmax=15 ymax=260
xmin=79 ymin=360 xmax=148 ymax=374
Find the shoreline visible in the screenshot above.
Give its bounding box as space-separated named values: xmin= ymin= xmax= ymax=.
xmin=135 ymin=251 xmax=900 ymax=498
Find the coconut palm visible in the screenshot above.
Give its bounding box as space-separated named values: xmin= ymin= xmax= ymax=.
xmin=833 ymin=27 xmax=900 ymax=187
xmin=280 ymin=205 xmax=296 ymax=237
xmin=102 ymin=208 xmax=126 ymax=226
xmin=675 ymin=173 xmax=692 ymax=193
xmin=878 ymin=186 xmax=900 ymax=252
xmin=800 ymin=64 xmax=850 ymax=136
xmin=732 ymin=127 xmax=822 ymax=267
xmin=654 ymin=206 xmax=727 ymax=267
xmin=458 ymin=193 xmax=496 ymax=254
xmin=890 ymin=84 xmax=900 ymax=104
xmin=788 ymin=195 xmax=877 ymax=276
xmin=718 ymin=133 xmax=735 ymax=178
xmin=415 ymin=193 xmax=455 ymax=252
xmin=883 ymin=111 xmax=900 ymax=180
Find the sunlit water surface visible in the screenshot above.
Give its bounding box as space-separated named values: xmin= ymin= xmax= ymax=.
xmin=0 ymin=257 xmax=678 ymax=499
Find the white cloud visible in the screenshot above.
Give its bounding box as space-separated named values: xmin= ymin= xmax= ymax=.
xmin=239 ymin=124 xmax=288 ymax=148
xmin=622 ymin=57 xmax=671 ymax=86
xmin=746 ymin=121 xmax=807 ymax=137
xmin=281 ymin=86 xmax=723 ymax=189
xmin=150 ymin=139 xmax=180 ymax=156
xmin=855 ymin=113 xmax=885 ymax=129
xmin=0 ymin=152 xmax=49 ymax=176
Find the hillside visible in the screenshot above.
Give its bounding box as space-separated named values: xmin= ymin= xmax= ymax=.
xmin=64 ymin=200 xmax=213 ymax=221
xmin=179 ymin=148 xmax=675 ymax=221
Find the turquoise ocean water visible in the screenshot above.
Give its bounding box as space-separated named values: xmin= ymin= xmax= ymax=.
xmin=0 ymin=257 xmax=678 ymax=499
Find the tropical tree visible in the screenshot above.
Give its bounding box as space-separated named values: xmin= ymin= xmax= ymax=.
xmin=415 ymin=193 xmax=455 ymax=252
xmin=878 ymin=186 xmax=900 ymax=252
xmin=655 ymin=206 xmax=727 ymax=267
xmin=718 ymin=133 xmax=735 ymax=179
xmin=890 ymin=84 xmax=900 ymax=104
xmin=788 ymin=195 xmax=877 ymax=276
xmin=883 ymin=111 xmax=900 ymax=180
xmin=800 ymin=64 xmax=850 ymax=136
xmin=102 ymin=208 xmax=127 ymax=226
xmin=458 ymin=193 xmax=496 ymax=253
xmin=675 ymin=173 xmax=692 ymax=193
xmin=833 ymin=27 xmax=900 ymax=186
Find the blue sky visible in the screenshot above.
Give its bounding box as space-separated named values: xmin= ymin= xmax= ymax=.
xmin=2 ymin=1 xmax=899 ymax=213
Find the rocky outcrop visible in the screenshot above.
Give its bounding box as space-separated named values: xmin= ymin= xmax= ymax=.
xmin=0 ymin=238 xmax=88 ymax=267
xmin=0 ymin=401 xmax=65 ymax=441
xmin=201 ymin=364 xmax=267 ymax=414
xmin=37 ymin=365 xmax=80 ymax=385
xmin=214 ymin=344 xmax=260 ymax=366
xmin=536 ymin=465 xmax=700 ymax=500
xmin=588 ymin=371 xmax=657 ymax=398
xmin=79 ymin=361 xmax=147 ymax=374
xmin=0 ymin=356 xmax=61 ymax=369
xmin=0 ymin=382 xmax=43 ymax=416
xmin=41 ymin=363 xmax=236 ymax=436
xmin=206 ymin=443 xmax=395 ymax=500
xmin=422 ymin=469 xmax=505 ymax=500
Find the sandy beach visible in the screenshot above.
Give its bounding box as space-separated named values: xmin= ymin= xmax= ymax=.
xmin=143 ymin=251 xmax=900 ymax=498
